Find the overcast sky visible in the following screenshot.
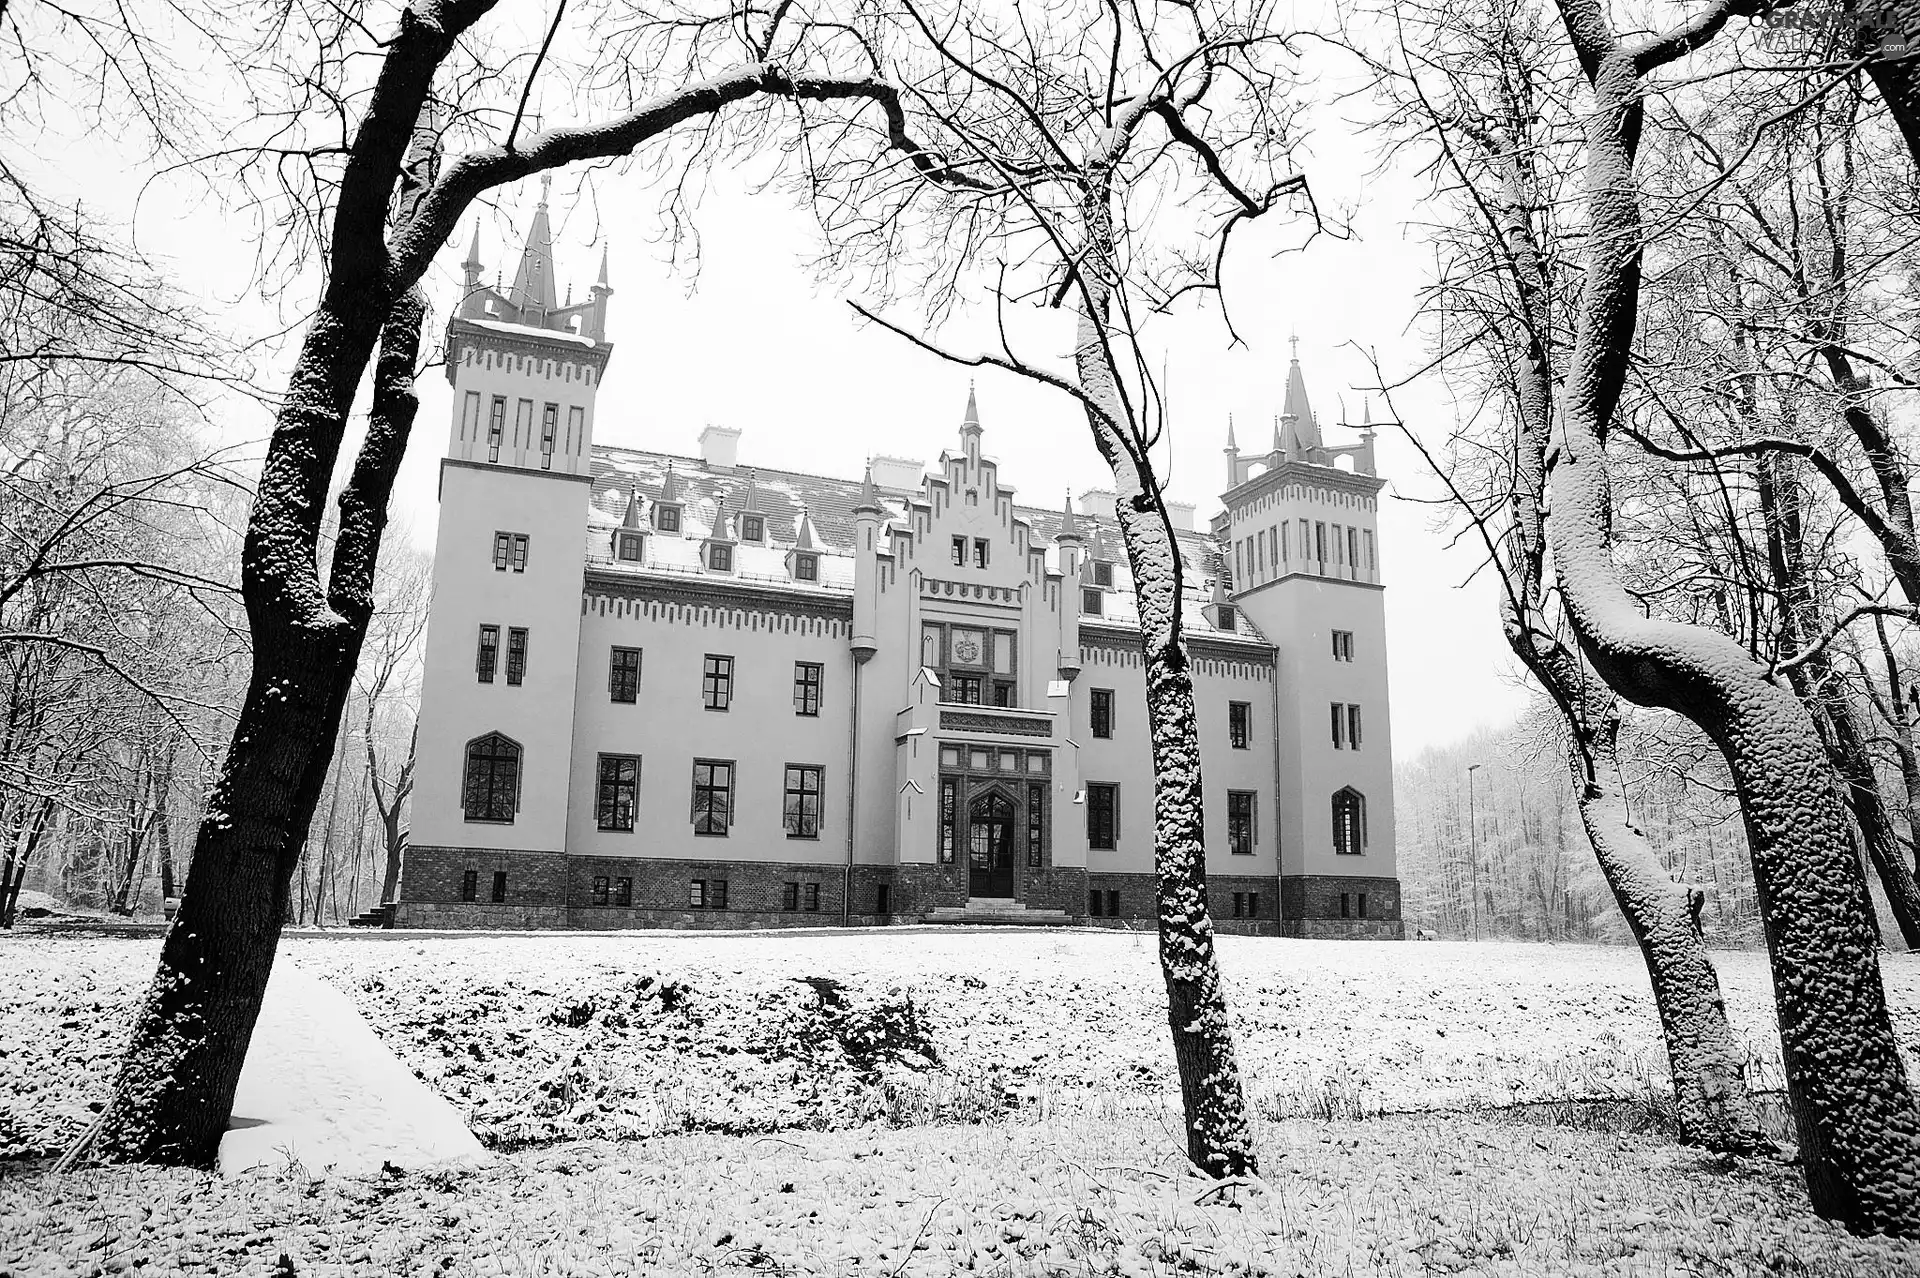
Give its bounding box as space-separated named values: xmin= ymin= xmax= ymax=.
xmin=35 ymin=14 xmax=1535 ymax=759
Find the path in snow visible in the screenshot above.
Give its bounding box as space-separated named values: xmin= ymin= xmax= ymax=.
xmin=219 ymin=964 xmax=487 ymax=1178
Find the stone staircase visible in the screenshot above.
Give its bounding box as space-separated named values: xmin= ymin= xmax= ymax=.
xmin=923 ymin=897 xmax=1073 ymax=927
xmin=348 ymin=902 xmax=396 ymax=929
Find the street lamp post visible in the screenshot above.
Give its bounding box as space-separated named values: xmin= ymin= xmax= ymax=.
xmin=1467 ymin=763 xmax=1482 ymax=939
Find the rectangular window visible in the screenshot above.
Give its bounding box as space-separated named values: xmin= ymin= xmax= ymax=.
xmin=974 ymin=538 xmax=989 ymax=568
xmin=952 ymin=675 xmax=982 ymax=704
xmin=610 ymin=647 xmax=641 ymax=703
xmin=566 ymin=405 xmax=585 ymax=454
xmin=493 ymin=530 xmax=512 ymax=571
xmin=1358 ymin=892 xmax=1369 ymax=919
xmin=1281 ymin=523 xmax=1290 ymax=565
xmin=1091 ymin=688 xmax=1114 ymax=739
xmin=793 ymin=662 xmax=823 ymax=716
xmin=1315 ymin=521 xmax=1327 ymax=565
xmin=691 ymin=760 xmax=734 ymax=836
xmin=992 ymin=681 xmax=1013 ymax=708
xmin=1331 ymin=702 xmax=1345 ymax=749
xmin=1106 ymin=889 xmax=1120 ymax=917
xmin=1271 ymin=526 xmax=1281 ymax=568
xmin=1083 ymin=587 xmax=1103 ymax=615
xmin=1256 ymin=534 xmax=1265 ymax=574
xmin=804 ymin=882 xmax=820 ymax=912
xmin=784 ymin=764 xmax=823 ymax=839
xmin=708 ymin=543 xmax=733 ymax=572
xmin=1365 ymin=530 xmax=1376 ymax=571
xmin=616 ymin=531 xmax=644 ymax=561
xmin=460 ymin=869 xmax=477 ymax=902
xmin=1027 ymin=782 xmax=1046 ymax=867
xmin=658 ymin=505 xmax=682 ymax=532
xmin=510 ymin=533 xmax=528 ymax=572
xmin=741 ymin=514 xmax=764 ymax=543
xmin=541 ymin=403 xmax=558 ymax=458
xmin=1341 ymin=892 xmax=1351 ymax=919
xmin=596 ymin=754 xmax=639 ymax=832
xmin=1229 ymin=701 xmax=1251 ymax=750
xmin=939 ymin=776 xmax=959 ymax=863
xmin=1332 ymin=523 xmax=1344 ymax=566
xmin=1088 ymin=889 xmax=1103 ymax=917
xmin=794 ymin=553 xmax=818 ymax=582
xmin=703 ymin=654 xmax=733 ymax=711
xmin=506 ymin=627 xmax=528 ymax=686
xmin=1217 ymin=605 xmax=1237 ymax=632
xmin=491 ymin=871 xmax=508 ymax=904
xmin=1092 ymin=560 xmax=1113 ymax=587
xmin=712 ymin=879 xmax=729 ymax=910
xmin=515 ymin=398 xmax=533 ymax=448
xmin=591 ymin=875 xmax=610 ymax=906
xmin=1232 ymin=891 xmax=1243 ymax=918
xmin=615 ymin=877 xmax=632 ymax=907
xmin=1087 ymin=783 xmax=1118 ymax=850
xmin=783 ymin=881 xmax=800 ymax=911
xmin=488 ymin=396 xmax=506 ymax=457
xmin=876 ymin=882 xmax=892 ymax=914
xmin=1348 ymin=704 xmax=1363 ymax=750
xmin=951 ymin=536 xmax=966 ymax=565
xmin=1228 ymin=790 xmax=1256 ymax=856
xmin=1332 ymin=630 xmax=1354 ymax=662
xmin=1348 ymin=527 xmax=1360 ymax=574
xmin=476 ymin=625 xmax=499 ymax=683
xmin=690 ymin=880 xmax=706 ymax=908
xmin=461 ymin=390 xmax=481 ymax=441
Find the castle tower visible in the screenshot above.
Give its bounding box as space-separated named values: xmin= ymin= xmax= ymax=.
xmin=1212 ymin=346 xmax=1401 ymax=937
xmin=406 ymin=185 xmax=614 ymax=919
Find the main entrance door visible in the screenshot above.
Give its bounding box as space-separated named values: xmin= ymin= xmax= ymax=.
xmin=968 ymin=790 xmax=1017 ymax=898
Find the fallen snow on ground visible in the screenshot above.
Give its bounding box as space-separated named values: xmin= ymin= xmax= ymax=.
xmin=7 ymin=1113 xmax=1919 ymax=1277
xmin=7 ymin=931 xmax=1920 ymax=1157
xmin=220 ymin=965 xmax=488 ymax=1178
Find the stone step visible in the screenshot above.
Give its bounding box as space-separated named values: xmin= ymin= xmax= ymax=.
xmin=924 ymin=902 xmax=1074 ymax=927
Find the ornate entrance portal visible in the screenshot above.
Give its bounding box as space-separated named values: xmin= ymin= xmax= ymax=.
xmin=968 ymin=790 xmax=1017 ymax=898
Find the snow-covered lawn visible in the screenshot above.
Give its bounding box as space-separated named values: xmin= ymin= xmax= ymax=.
xmin=8 ymin=1113 xmax=1920 ymax=1276
xmin=9 ymin=929 xmax=1920 ymax=1158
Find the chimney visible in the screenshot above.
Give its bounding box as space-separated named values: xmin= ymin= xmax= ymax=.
xmin=1078 ymin=489 xmax=1117 ymax=518
xmin=1166 ymin=500 xmax=1197 ymax=532
xmin=869 ymin=455 xmax=925 ymax=490
xmin=698 ymin=425 xmax=741 ymax=471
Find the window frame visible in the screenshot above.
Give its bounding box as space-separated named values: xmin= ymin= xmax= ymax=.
xmin=1348 ymin=704 xmax=1363 ymax=750
xmin=462 ymin=733 xmax=521 ymax=824
xmin=505 ymin=627 xmax=528 ymax=686
xmin=1332 ymin=630 xmax=1354 ymax=662
xmin=702 ymin=654 xmax=734 ymax=711
xmin=656 ymin=504 xmax=682 ymax=533
xmin=1228 ymin=701 xmax=1251 ymax=749
xmin=609 ymin=646 xmax=641 ymax=703
xmin=691 ymin=758 xmax=735 ymax=836
xmin=740 ymin=513 xmax=765 ymax=543
xmin=803 ymin=882 xmax=820 ymax=912
xmin=615 ymin=530 xmax=644 ymax=562
xmin=951 ymin=535 xmax=966 ymax=566
xmin=708 ymin=542 xmax=734 ymax=573
xmin=1333 ymin=787 xmax=1368 ymax=856
xmin=1090 ymin=688 xmax=1114 ymax=739
xmin=596 ymin=753 xmax=639 ymax=832
xmin=1091 ymin=560 xmax=1113 ymax=587
xmin=1082 ymin=587 xmax=1103 ymax=616
xmin=1086 ymin=782 xmax=1119 ymax=851
xmin=794 ymin=552 xmax=819 ymax=582
xmin=793 ymin=662 xmax=823 ymax=716
xmin=1227 ymin=790 xmax=1256 ymax=856
xmin=973 ymin=538 xmax=989 ymax=568
xmin=476 ymin=624 xmax=499 ymax=683
xmin=782 ymin=881 xmax=800 ymax=912
xmin=460 ymin=869 xmax=477 ymax=902
xmin=490 ymin=870 xmax=508 ymax=904
xmin=784 ymin=764 xmax=824 ymax=840
xmin=1331 ymin=701 xmax=1346 ymax=749
xmin=591 ymin=875 xmax=610 ymax=906
xmin=614 ymin=877 xmax=632 ymax=907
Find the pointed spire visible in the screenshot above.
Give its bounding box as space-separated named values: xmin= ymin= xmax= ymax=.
xmin=1270 ymin=415 xmax=1284 ymax=456
xmin=621 ymin=486 xmax=642 ymax=529
xmin=1282 ymin=344 xmax=1321 ymax=454
xmin=462 ymin=221 xmax=484 ymax=273
xmin=1057 ymin=489 xmax=1082 ymax=543
xmin=594 ymin=243 xmax=610 ymax=291
xmin=794 ymin=506 xmax=818 ymax=550
xmin=659 ymin=463 xmax=683 ymax=504
xmin=963 ymin=381 xmax=981 ymax=428
xmin=740 ymin=466 xmax=761 ymax=511
xmin=508 ymin=182 xmax=558 ymax=317
xmin=855 ymin=462 xmax=884 ymax=514
xmin=1225 ymin=414 xmax=1238 ymax=452
xmin=710 ymin=491 xmax=732 ymax=540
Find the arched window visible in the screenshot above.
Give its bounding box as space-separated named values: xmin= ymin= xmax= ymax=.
xmin=464 ymin=733 xmax=522 ymax=823
xmin=1332 ymin=787 xmax=1366 ymax=856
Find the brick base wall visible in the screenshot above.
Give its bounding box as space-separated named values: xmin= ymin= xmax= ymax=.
xmin=1279 ymin=874 xmax=1405 ymax=940
xmin=1085 ymin=871 xmax=1282 ymax=936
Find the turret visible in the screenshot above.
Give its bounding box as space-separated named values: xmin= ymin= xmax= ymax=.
xmin=585 ymin=245 xmax=612 ymax=342
xmin=1055 ymin=490 xmax=1083 ymax=679
xmin=1223 ymin=415 xmax=1240 ymax=488
xmin=851 ymin=464 xmax=884 ymax=660
xmin=460 ymin=222 xmax=485 ymax=319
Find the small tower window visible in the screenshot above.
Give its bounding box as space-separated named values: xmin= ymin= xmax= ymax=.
xmin=656 ymin=505 xmax=682 ymax=533
xmin=974 ymin=538 xmax=989 ymax=568
xmin=708 ymin=543 xmax=733 ymax=572
xmin=1333 ymin=787 xmax=1368 ymax=856
xmin=616 ymin=531 xmax=644 ymax=562
xmin=1091 ymin=560 xmax=1114 ymax=587
xmin=794 ymin=553 xmax=819 ymax=582
xmin=540 ymin=403 xmax=558 ymax=468
xmin=1082 ymin=588 xmax=1103 ymax=616
xmin=1217 ymin=605 xmax=1237 ymax=632
xmin=740 ymin=514 xmax=765 ymax=544
xmin=951 ymin=536 xmax=966 ymax=566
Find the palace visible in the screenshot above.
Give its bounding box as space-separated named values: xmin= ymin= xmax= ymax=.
xmin=397 ymin=197 xmax=1402 ymax=937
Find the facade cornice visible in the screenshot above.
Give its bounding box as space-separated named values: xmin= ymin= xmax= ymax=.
xmin=1077 ymin=621 xmax=1276 ymax=667
xmin=1232 ymin=570 xmax=1386 ymax=601
xmin=1222 ymin=458 xmax=1386 ymax=510
xmin=584 ymin=565 xmax=853 ymax=621
xmin=445 ymin=316 xmax=613 ymax=383
xmin=441 ymin=456 xmax=597 ymax=490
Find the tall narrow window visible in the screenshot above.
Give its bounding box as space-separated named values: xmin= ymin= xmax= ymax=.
xmin=462 ymin=733 xmax=520 ymax=823
xmin=783 ymin=881 xmax=800 ymax=911
xmin=1332 ymin=630 xmax=1354 ymax=662
xmin=793 ymin=662 xmax=823 ymax=716
xmin=1365 ymin=530 xmax=1377 ymax=572
xmin=1330 ymin=702 xmax=1345 ymax=749
xmin=794 ymin=553 xmax=819 ymax=582
xmin=974 ymin=538 xmax=989 ymax=568
xmin=1358 ymin=892 xmax=1369 ymax=919
xmin=514 ymin=398 xmax=534 ymax=448
xmin=1228 ymin=791 xmax=1255 ymax=855
xmin=1082 ymin=588 xmax=1104 ymax=615
xmin=1348 ymin=527 xmax=1360 ymax=575
xmin=488 ymin=396 xmax=506 ymax=459
xmin=1091 ymin=688 xmax=1114 ymax=739
xmin=657 ymin=505 xmax=682 ymax=533
xmin=460 ymin=869 xmax=477 ymax=902
xmin=566 ymin=405 xmax=585 ymax=455
xmin=1348 ymin=704 xmax=1363 ymax=750
xmin=708 ymin=543 xmax=733 ymax=572
xmin=616 ymin=531 xmax=644 ymax=561
xmin=1027 ymin=782 xmax=1046 ymax=867
xmin=711 ymin=879 xmax=729 ymax=909
xmin=803 ymin=882 xmax=819 ymax=912
xmin=1333 ymin=787 xmax=1367 ymax=855
xmin=541 ymin=403 xmax=558 ymax=467
xmin=1315 ymin=521 xmax=1327 ymax=565
xmin=951 ymin=536 xmax=966 ymax=566
xmin=615 ymin=877 xmax=632 ymax=907
xmin=1271 ymin=525 xmax=1281 ymax=568
xmin=784 ymin=764 xmax=823 ymax=839
xmin=591 ymin=875 xmax=609 ymax=905
xmin=596 ymin=754 xmax=639 ymax=832
xmin=1087 ymin=783 xmax=1118 ymax=850
xmin=703 ymin=654 xmax=733 ymax=711
xmin=1332 ymin=523 xmax=1344 ymax=566
xmin=509 ymin=533 xmax=528 ymax=572
xmin=493 ymin=530 xmax=512 ymax=571
xmin=609 ymin=647 xmax=641 ymax=703
xmin=1281 ymin=523 xmax=1290 ymax=565
xmin=476 ymin=625 xmax=499 ymax=683
xmin=506 ymin=628 xmax=528 ymax=686
xmin=690 ymin=880 xmax=706 ymax=908
xmin=939 ymin=777 xmax=959 ymax=863
xmin=491 ymin=871 xmax=508 ymax=903
xmin=461 ymin=390 xmax=481 ymax=441
xmin=692 ymin=759 xmax=734 ymax=836
xmin=1229 ymin=701 xmax=1251 ymax=749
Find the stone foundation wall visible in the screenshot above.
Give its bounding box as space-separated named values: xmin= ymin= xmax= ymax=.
xmin=1280 ymin=874 xmax=1404 ymax=939
xmin=1084 ymin=871 xmax=1282 ymax=935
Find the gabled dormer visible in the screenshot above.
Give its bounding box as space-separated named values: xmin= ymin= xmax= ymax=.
xmin=786 ymin=507 xmax=822 ymax=583
xmin=737 ymin=469 xmax=768 ymax=546
xmin=612 ymin=488 xmax=647 ymax=563
xmin=654 ymin=465 xmax=685 ymax=534
xmin=702 ymin=494 xmax=737 ymax=573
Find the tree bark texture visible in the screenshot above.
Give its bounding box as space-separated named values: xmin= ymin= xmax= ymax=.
xmin=1546 ymin=0 xmax=1920 ymax=1231
xmin=1072 ymin=138 xmax=1256 ymax=1178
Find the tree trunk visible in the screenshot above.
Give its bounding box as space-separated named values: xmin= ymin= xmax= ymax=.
xmin=1072 ymin=142 xmax=1255 ymax=1178
xmin=1546 ymin=30 xmax=1920 ymax=1228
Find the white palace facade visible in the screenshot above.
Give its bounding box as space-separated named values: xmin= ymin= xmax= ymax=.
xmin=397 ymin=204 xmax=1402 ymax=937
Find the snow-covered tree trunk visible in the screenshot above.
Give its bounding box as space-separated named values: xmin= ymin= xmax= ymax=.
xmin=1545 ymin=0 xmax=1920 ymax=1231
xmin=1072 ymin=149 xmax=1256 ymax=1178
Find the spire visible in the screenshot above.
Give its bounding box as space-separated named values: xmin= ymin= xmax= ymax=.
xmin=621 ymin=486 xmax=642 ymax=529
xmin=740 ymin=466 xmax=761 ymax=511
xmin=1057 ymin=489 xmax=1082 ymax=542
xmin=508 ymin=178 xmax=558 ymax=318
xmin=1225 ymin=414 xmax=1238 ymax=452
xmin=595 ymin=243 xmax=610 ymax=291
xmin=855 ymin=462 xmax=884 ymax=514
xmin=963 ymin=381 xmax=980 ymax=427
xmin=1270 ymin=415 xmax=1284 ymax=456
xmin=710 ymin=491 xmax=732 ymax=540
xmin=1282 ymin=342 xmax=1322 ymax=454
xmin=462 ymin=221 xmax=483 ymax=274
xmin=659 ymin=464 xmax=683 ymax=504
xmin=794 ymin=506 xmax=817 ymax=550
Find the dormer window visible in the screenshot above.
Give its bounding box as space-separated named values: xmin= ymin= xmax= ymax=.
xmin=1082 ymin=588 xmax=1103 ymax=616
xmin=740 ymin=514 xmax=765 ymax=544
xmin=1217 ymin=605 xmax=1237 ymax=632
xmin=656 ymin=504 xmax=682 ymax=533
xmin=794 ymin=553 xmax=819 ymax=582
xmin=708 ymin=543 xmax=734 ymax=572
xmin=1091 ymin=560 xmax=1114 ymax=588
xmin=615 ymin=531 xmax=644 ymax=562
